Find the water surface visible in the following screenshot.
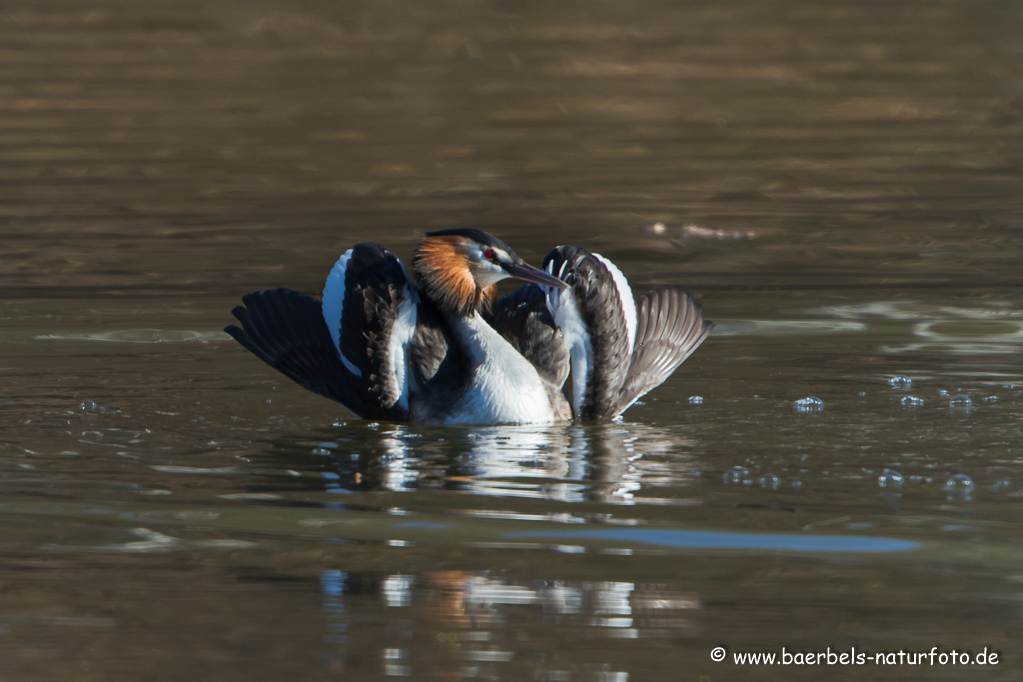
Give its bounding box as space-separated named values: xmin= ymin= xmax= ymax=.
xmin=2 ymin=0 xmax=1022 ymax=679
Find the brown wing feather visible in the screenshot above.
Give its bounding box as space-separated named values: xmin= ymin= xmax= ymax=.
xmin=613 ymin=287 xmax=713 ymax=416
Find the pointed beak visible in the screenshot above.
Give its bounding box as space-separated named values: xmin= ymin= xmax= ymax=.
xmin=502 ymin=260 xmax=569 ymax=289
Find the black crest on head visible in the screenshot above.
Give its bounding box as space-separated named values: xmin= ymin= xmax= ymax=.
xmin=425 ymin=229 xmax=514 ymax=253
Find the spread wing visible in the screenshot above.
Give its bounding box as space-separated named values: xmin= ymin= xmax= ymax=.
xmin=225 ymin=287 xmax=376 ymax=414
xmin=541 ymin=246 xmax=712 ymax=421
xmin=541 ymin=246 xmax=635 ymax=421
xmin=321 ymin=242 xmax=421 ymax=416
xmin=614 ymin=287 xmax=713 ymax=415
xmin=227 ymin=242 xmax=456 ymax=422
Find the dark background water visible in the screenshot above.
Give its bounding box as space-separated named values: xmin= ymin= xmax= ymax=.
xmin=1 ymin=0 xmax=1022 ymax=680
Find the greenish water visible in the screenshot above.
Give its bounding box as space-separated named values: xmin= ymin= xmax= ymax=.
xmin=1 ymin=0 xmax=1022 ymax=680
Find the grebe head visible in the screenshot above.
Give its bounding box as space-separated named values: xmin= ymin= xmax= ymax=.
xmin=413 ymin=228 xmax=567 ymax=317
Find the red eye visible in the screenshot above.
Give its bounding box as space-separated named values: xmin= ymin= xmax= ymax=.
xmin=484 ymin=248 xmax=496 ymax=261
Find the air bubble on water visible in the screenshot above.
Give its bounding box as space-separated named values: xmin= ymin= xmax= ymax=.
xmin=908 ymin=475 xmax=923 ymax=484
xmin=1002 ymin=384 xmax=1015 ymax=390
xmin=759 ymin=474 xmax=780 ymax=490
xmin=945 ymin=474 xmax=975 ymax=501
xmin=80 ymin=400 xmax=97 ymax=412
xmin=791 ymin=480 xmax=802 ymax=489
xmin=742 ymin=479 xmax=753 ymax=486
xmin=265 ymin=399 xmax=272 ymax=404
xmin=900 ymin=396 xmax=924 ymax=408
xmin=938 ymin=389 xmax=949 ymax=398
xmin=688 ymin=395 xmax=704 ymax=405
xmin=981 ymin=396 xmax=999 ymax=403
xmin=949 ymin=394 xmax=972 ymax=413
xmin=991 ymin=479 xmax=1010 ymax=492
xmin=878 ymin=469 xmax=904 ymax=489
xmin=858 ymin=392 xmax=866 ymax=397
xmin=793 ymin=396 xmax=823 ymax=412
xmin=312 ymin=447 xmax=332 ymax=456
xmin=888 ymin=376 xmax=912 ymax=389
xmin=723 ymin=466 xmax=748 ymax=485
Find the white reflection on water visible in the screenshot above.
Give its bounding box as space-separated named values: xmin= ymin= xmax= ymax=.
xmin=813 ymin=301 xmax=1023 ymax=321
xmin=451 ymin=426 xmax=696 ymax=505
xmin=710 ymin=320 xmax=867 ymax=336
xmin=379 ymin=428 xmax=418 ymax=492
xmin=318 ymin=570 xmax=695 ymax=677
xmin=812 ymin=300 xmax=1023 ymax=355
xmin=331 ymin=424 xmax=702 ymax=508
xmin=32 ymin=329 xmax=224 ymax=344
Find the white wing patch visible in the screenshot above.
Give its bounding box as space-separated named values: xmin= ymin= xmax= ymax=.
xmin=388 ymin=282 xmax=418 ymax=412
xmin=321 ymin=249 xmax=362 ymax=377
xmin=543 ymin=260 xmax=592 ymax=417
xmin=592 ymin=253 xmax=636 ymax=356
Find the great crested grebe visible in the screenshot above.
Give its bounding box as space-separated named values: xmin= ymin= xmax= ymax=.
xmin=225 ymin=229 xmax=712 ymax=425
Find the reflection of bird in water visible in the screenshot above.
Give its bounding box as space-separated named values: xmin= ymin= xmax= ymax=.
xmin=226 ymin=229 xmax=712 ymax=425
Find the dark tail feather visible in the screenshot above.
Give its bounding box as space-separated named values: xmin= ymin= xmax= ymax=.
xmin=224 ymin=288 xmax=369 ymax=416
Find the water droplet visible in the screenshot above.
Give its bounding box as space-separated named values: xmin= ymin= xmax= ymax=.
xmin=888 ymin=376 xmax=912 ymax=389
xmin=981 ymin=395 xmax=999 ymax=403
xmin=793 ymin=396 xmax=824 ymax=412
xmin=938 ymin=389 xmax=949 ymax=398
xmin=900 ymin=396 xmax=924 ymax=408
xmin=80 ymin=400 xmax=97 ymax=412
xmin=945 ymin=474 xmax=975 ymax=501
xmin=1001 ymin=384 xmax=1015 ymax=390
xmin=312 ymin=447 xmax=332 ymax=456
xmin=991 ymin=479 xmax=1010 ymax=492
xmin=878 ymin=469 xmax=904 ymax=489
xmin=688 ymin=395 xmax=704 ymax=405
xmin=791 ymin=480 xmax=802 ymax=489
xmin=265 ymin=399 xmax=272 ymax=404
xmin=759 ymin=474 xmax=780 ymax=490
xmin=858 ymin=391 xmax=866 ymax=397
xmin=949 ymin=394 xmax=972 ymax=413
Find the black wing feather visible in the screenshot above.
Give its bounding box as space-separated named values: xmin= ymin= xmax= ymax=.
xmin=335 ymin=243 xmax=415 ymax=412
xmin=224 ymin=288 xmax=369 ymax=412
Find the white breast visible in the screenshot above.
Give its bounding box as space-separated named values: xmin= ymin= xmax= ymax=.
xmin=443 ymin=313 xmax=558 ymax=425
